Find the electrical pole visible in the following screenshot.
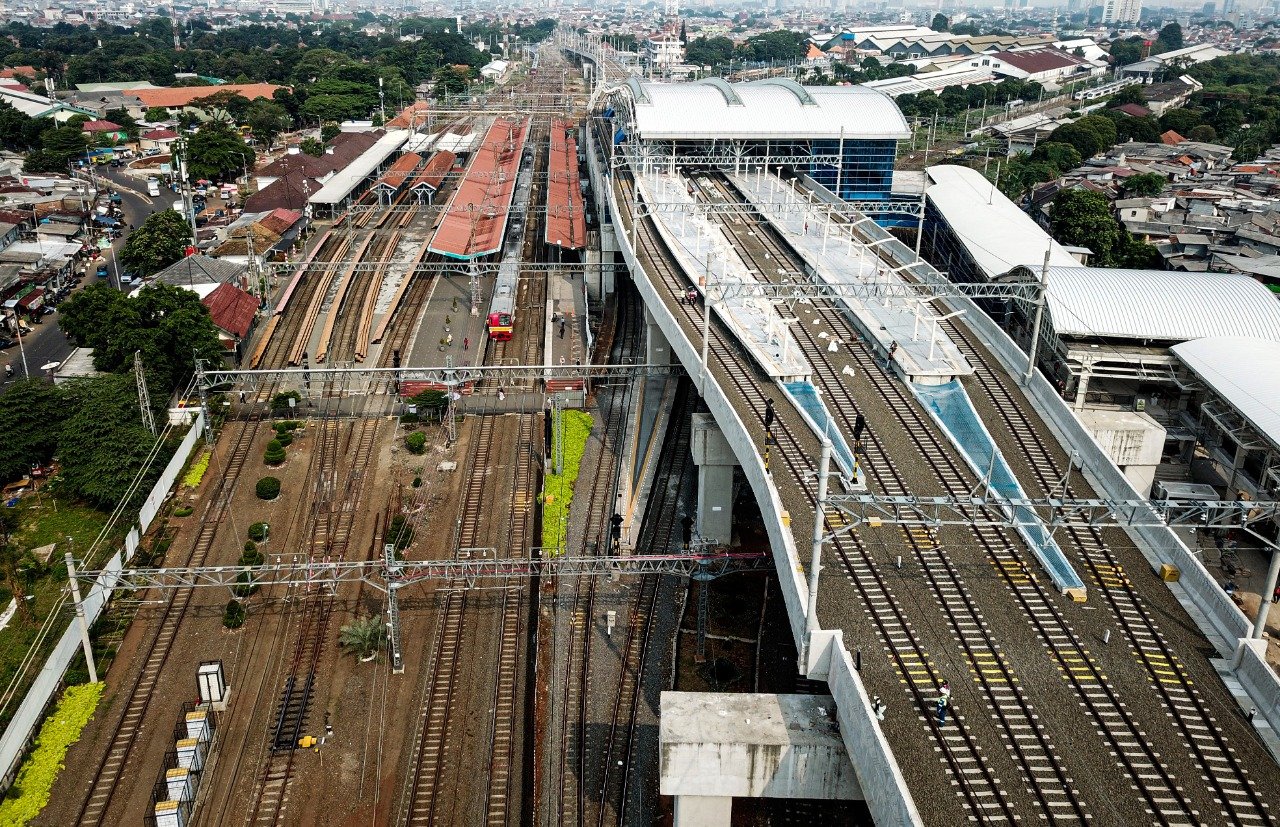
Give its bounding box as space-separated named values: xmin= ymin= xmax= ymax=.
xmin=800 ymin=437 xmax=833 ymax=675
xmin=65 ymin=552 xmax=99 ymax=684
xmin=1024 ymin=247 xmax=1052 ymax=382
xmin=135 ymin=350 xmax=156 ymax=435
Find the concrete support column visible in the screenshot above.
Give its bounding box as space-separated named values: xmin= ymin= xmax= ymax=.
xmin=645 ymin=304 xmax=672 ymax=365
xmin=674 ymin=795 xmax=732 ymax=827
xmin=692 ymin=413 xmax=737 ymax=545
xmin=1073 ymin=361 xmax=1093 ymax=411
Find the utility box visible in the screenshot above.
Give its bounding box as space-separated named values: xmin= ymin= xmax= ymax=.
xmin=197 ymin=661 xmax=228 ymax=711
xmin=185 ymin=709 xmax=209 ymax=742
xmin=154 ymin=800 xmax=185 ymax=827
xmin=1160 ymin=564 xmax=1181 ymax=582
xmin=175 ymin=737 xmax=204 ymax=771
xmin=165 ymin=767 xmax=193 ymax=802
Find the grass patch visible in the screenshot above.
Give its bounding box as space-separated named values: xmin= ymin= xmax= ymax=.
xmin=0 ymin=681 xmax=104 ymax=824
xmin=13 ymin=498 xmax=113 ymax=563
xmin=540 ymin=410 xmax=593 ymax=554
xmin=181 ymin=449 xmax=211 ymax=489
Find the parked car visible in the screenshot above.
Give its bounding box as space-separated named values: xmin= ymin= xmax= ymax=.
xmin=96 ymin=266 xmax=109 ymax=278
xmin=0 ymin=337 xmax=13 ymax=349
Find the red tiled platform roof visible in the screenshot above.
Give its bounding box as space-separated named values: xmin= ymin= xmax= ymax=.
xmin=375 ymin=152 xmax=423 ymax=190
xmin=410 ymin=150 xmax=456 ymax=192
xmin=428 ymin=117 xmax=529 ymax=260
xmin=545 ymin=117 xmax=587 ymax=252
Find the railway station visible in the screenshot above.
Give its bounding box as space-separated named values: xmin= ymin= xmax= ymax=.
xmin=25 ymin=34 xmax=1280 ymax=827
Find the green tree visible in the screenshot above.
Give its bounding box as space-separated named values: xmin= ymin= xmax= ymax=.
xmin=930 ymin=13 xmax=949 ymax=32
xmin=57 ymin=375 xmax=165 ymax=510
xmin=243 ymin=99 xmax=291 ymax=148
xmin=1153 ymin=22 xmax=1183 ymax=54
xmin=685 ymin=36 xmax=736 ymax=67
xmin=1159 ymin=107 xmax=1203 ymax=135
xmin=338 ymin=614 xmax=384 ymax=660
xmin=1046 ymin=121 xmax=1104 ymax=159
xmin=299 ymin=136 xmax=324 ymax=156
xmin=58 ymin=282 xmax=223 ymax=393
xmin=1109 ymin=37 xmax=1144 ymax=67
xmin=1120 ymin=172 xmax=1167 ymax=197
xmin=0 ymin=101 xmax=36 ymax=151
xmin=185 ymin=121 xmax=253 ymax=182
xmin=118 ymin=209 xmax=191 ymax=277
xmin=104 ymin=107 xmax=140 ymax=140
xmin=145 ymin=106 xmax=170 ymax=122
xmin=23 ymin=124 xmax=89 ymax=173
xmin=0 ymin=379 xmax=63 ymax=482
xmin=1188 ymin=124 xmax=1217 ymax=142
xmin=1112 ymin=84 xmax=1146 ymax=106
xmin=1029 ymin=142 xmax=1082 ymax=173
xmin=1050 ymin=190 xmax=1120 ymax=264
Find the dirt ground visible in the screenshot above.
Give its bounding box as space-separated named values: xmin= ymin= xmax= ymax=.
xmin=41 ymin=414 xmax=472 ymax=826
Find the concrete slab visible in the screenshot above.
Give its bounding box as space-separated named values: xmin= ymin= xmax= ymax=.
xmin=660 ymin=691 xmax=863 ymax=800
xmin=545 ymin=268 xmax=588 ymax=392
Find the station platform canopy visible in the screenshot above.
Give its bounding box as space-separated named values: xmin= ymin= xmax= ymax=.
xmin=1172 ymin=337 xmax=1280 ymax=449
xmin=1027 ymin=266 xmax=1280 ymax=343
xmin=925 ymin=164 xmax=1079 ymax=280
xmin=428 ymin=117 xmax=530 ymax=260
xmin=618 ymin=77 xmax=910 ymax=141
xmin=546 ymin=117 xmax=587 ymax=251
xmin=309 ymin=129 xmax=410 ymax=206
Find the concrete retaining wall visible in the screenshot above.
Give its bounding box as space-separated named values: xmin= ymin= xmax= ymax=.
xmin=0 ymin=411 xmax=205 ymax=793
xmin=1235 ymin=643 xmax=1280 ymax=739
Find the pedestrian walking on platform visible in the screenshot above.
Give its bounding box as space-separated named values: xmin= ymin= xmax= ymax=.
xmin=611 ymin=512 xmax=623 ymax=549
xmin=559 ymin=318 xmax=566 ymax=338
xmin=464 ymin=337 xmax=469 ymax=350
xmin=936 ymin=693 xmax=949 ymax=725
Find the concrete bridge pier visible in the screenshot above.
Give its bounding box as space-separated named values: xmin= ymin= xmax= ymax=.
xmin=661 ymin=691 xmax=863 ymax=827
xmin=646 ymin=305 xmax=673 ymax=365
xmin=692 ymin=412 xmax=737 ymax=545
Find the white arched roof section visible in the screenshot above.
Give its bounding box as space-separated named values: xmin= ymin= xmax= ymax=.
xmin=747 ymin=77 xmax=817 ymax=106
xmin=621 ymin=78 xmax=910 ymax=141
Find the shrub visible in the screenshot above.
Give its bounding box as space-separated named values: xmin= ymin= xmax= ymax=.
xmin=388 ymin=514 xmax=414 ymax=551
xmin=173 ymin=506 xmax=193 ymax=518
xmin=239 ymin=543 xmax=264 ymax=567
xmin=412 ymin=476 xmax=422 ymax=488
xmin=223 ymin=599 xmax=246 ymax=628
xmin=400 ymin=412 xmax=420 ymax=425
xmin=256 ymin=476 xmax=281 ymax=500
xmin=248 ymin=522 xmax=269 ymax=542
xmin=182 ymin=450 xmax=211 ymax=489
xmin=270 ymin=391 xmax=301 ymax=415
xmin=233 ymin=570 xmax=259 ymax=598
xmin=405 ymin=432 xmax=427 ymax=455
xmin=264 ymin=439 xmax=286 ymax=465
xmin=542 ymin=410 xmax=594 ymax=553
xmin=275 ymin=432 xmax=293 ymax=448
xmin=0 ymin=682 xmax=104 ymax=824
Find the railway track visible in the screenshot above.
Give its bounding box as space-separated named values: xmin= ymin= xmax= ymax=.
xmin=245 ymin=414 xmax=382 ymax=827
xmin=554 ymin=291 xmax=642 ymax=827
xmin=943 ymin=322 xmax=1276 ymax=825
xmin=616 ymin=169 xmax=1020 ymax=822
xmin=73 ymin=417 xmax=264 ymax=826
xmin=596 ymin=379 xmax=694 ymax=826
xmin=708 ymin=169 xmax=1269 ymax=824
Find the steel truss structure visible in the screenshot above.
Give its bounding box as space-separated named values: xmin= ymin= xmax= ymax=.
xmin=71 ymin=552 xmax=771 ymax=593
xmin=197 ymin=362 xmax=684 ymax=391
xmin=268 ymin=261 xmax=627 ymax=277
xmin=824 ymin=494 xmax=1280 ymax=538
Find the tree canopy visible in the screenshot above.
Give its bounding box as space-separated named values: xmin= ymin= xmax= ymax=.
xmin=185 ymin=121 xmax=254 ymax=182
xmin=119 ymin=209 xmax=191 ymax=277
xmin=57 ymin=375 xmax=167 ymax=509
xmin=58 ymin=282 xmax=224 ymax=394
xmin=930 ymin=13 xmax=949 ymax=32
xmin=23 ymin=124 xmax=89 ymax=173
xmin=0 ymin=379 xmax=63 ymax=482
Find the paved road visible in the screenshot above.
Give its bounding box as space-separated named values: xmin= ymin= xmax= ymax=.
xmin=0 ymin=167 xmax=166 ymax=390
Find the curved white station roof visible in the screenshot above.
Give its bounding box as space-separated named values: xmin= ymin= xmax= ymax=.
xmin=1172 ymin=337 xmax=1280 ymax=447
xmin=1042 ymin=266 xmax=1280 ymax=342
xmin=623 ymin=78 xmax=910 ymax=141
xmin=925 ymin=164 xmax=1080 ymax=279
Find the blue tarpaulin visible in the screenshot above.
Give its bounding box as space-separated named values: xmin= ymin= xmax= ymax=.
xmin=613 ymin=129 xmax=627 ymax=145
xmin=782 ymin=381 xmax=859 ymax=483
xmin=913 ymin=380 xmax=1086 ymax=595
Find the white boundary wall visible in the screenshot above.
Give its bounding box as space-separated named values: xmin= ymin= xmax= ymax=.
xmin=0 ymin=411 xmax=205 ymax=791
xmin=591 ymin=124 xmax=922 ymax=824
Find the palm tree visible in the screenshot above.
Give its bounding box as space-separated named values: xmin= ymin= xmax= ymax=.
xmin=338 ymin=615 xmax=384 ymax=662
